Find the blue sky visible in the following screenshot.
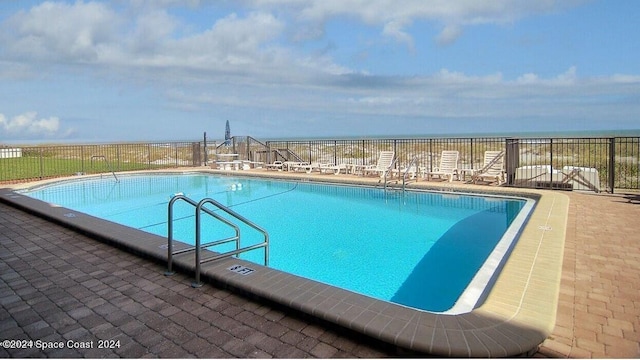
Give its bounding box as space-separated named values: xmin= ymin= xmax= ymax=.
xmin=0 ymin=0 xmax=639 ymax=144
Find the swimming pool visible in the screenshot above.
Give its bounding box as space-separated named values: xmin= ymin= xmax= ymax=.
xmin=20 ymin=173 xmax=532 ymax=313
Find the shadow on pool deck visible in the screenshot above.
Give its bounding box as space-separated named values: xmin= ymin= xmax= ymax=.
xmin=1 ymin=173 xmax=639 ymax=357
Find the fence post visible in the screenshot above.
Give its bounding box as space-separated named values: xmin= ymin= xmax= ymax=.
xmin=246 ymin=136 xmax=250 ymax=161
xmin=174 ymin=144 xmax=178 ymax=168
xmin=428 ymin=139 xmax=433 ymax=172
xmin=203 ymin=132 xmax=208 ymax=165
xmin=548 ymin=139 xmax=554 ymax=189
xmin=505 ymin=138 xmax=519 ymax=186
xmin=39 ymin=147 xmax=44 ymax=180
xmin=192 ymin=142 xmax=201 ymax=166
xmin=393 ymin=140 xmax=397 ymax=169
xmin=609 ymin=138 xmax=615 ymax=194
xmin=470 ymin=138 xmax=474 ymax=170
xmin=266 ymin=142 xmax=271 ymax=164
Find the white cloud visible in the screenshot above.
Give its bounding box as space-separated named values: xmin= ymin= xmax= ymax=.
xmin=127 ymin=0 xmax=201 ymax=10
xmin=516 ymin=73 xmax=540 ymax=84
xmin=247 ymin=0 xmax=584 ymax=47
xmin=434 ymin=69 xmax=503 ymax=85
xmin=130 ymin=9 xmax=179 ymax=53
xmin=515 ymin=66 xmax=578 ymax=86
xmin=555 ymin=66 xmax=577 ymax=84
xmin=0 ymin=0 xmax=587 ymax=84
xmin=0 ymin=1 xmax=635 ymax=142
xmin=1 ymin=2 xmax=294 ymax=75
xmin=324 ymin=66 xmax=640 ymax=121
xmin=435 ymin=25 xmax=463 ymax=46
xmin=4 ymin=1 xmax=120 ymax=61
xmin=0 ymin=112 xmax=63 ymax=138
xmin=0 ymin=61 xmax=32 ymax=80
xmin=382 ymin=20 xmax=414 ymax=50
xmin=170 ymin=12 xmax=285 ymax=67
xmin=610 ymin=74 xmax=640 ymax=83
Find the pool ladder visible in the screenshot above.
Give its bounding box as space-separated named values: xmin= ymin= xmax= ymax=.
xmin=90 ymin=155 xmax=119 ymax=182
xmin=165 ymin=194 xmax=269 ymax=288
xmin=381 ymin=155 xmax=417 ymax=195
xmin=401 ymin=155 xmax=420 ymax=193
xmin=380 ymin=157 xmax=398 ymax=191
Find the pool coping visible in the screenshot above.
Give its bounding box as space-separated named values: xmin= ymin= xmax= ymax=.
xmin=0 ymin=168 xmax=568 ymax=357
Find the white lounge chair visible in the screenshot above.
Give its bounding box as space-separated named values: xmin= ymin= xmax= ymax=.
xmin=285 ymin=161 xmax=309 ymax=172
xmin=425 ymin=150 xmax=459 ymax=182
xmin=265 ymin=160 xmax=283 ymax=171
xmin=561 ymin=166 xmax=601 ymax=192
xmin=328 ymin=163 xmax=348 ymax=175
xmin=472 ymin=150 xmax=505 ymax=185
xmin=297 ymin=162 xmax=342 ymax=174
xmin=514 ymin=165 xmax=564 ymax=188
xmin=363 ymin=151 xmax=395 ymax=178
xmin=217 ymin=160 xmax=241 ymax=170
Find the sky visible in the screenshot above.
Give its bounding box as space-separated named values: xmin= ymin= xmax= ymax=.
xmin=0 ymin=0 xmax=639 ymax=144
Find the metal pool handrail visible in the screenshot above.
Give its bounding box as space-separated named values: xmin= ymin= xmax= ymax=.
xmin=382 ymin=156 xmax=398 ymax=191
xmin=402 ymin=155 xmax=419 ymax=193
xmin=193 ymin=198 xmax=269 ymax=286
xmin=90 ymin=155 xmax=118 ymax=182
xmin=166 ymin=194 xmax=241 ymax=275
xmin=165 ymin=194 xmax=269 ymax=287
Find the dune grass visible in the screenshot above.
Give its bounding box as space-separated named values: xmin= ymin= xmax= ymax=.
xmin=0 ymin=157 xmax=166 ymax=182
xmin=0 ymin=142 xmax=198 ymax=183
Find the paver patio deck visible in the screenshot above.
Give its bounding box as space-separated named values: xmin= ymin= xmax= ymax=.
xmin=535 ymin=191 xmax=640 ymax=358
xmin=0 ymin=201 xmax=399 ymax=358
xmin=1 ymin=181 xmax=639 ymax=357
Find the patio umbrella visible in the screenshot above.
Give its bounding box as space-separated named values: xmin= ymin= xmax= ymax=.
xmin=224 ymin=120 xmax=231 ymax=146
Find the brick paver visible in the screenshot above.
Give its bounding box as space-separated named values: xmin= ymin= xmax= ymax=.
xmin=536 ymin=191 xmax=640 ymax=358
xmin=2 ymin=190 xmax=639 ymax=358
xmin=0 ymin=202 xmax=396 ymax=358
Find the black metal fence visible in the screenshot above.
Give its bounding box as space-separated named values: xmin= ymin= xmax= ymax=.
xmin=0 ymin=141 xmax=211 ymax=184
xmin=2 ymin=136 xmax=639 ymax=192
xmin=258 ymin=137 xmax=505 ymax=172
xmin=232 ymin=136 xmax=638 ymax=192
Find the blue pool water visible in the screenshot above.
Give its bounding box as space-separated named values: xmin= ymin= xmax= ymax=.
xmin=22 ymin=173 xmax=529 ymax=312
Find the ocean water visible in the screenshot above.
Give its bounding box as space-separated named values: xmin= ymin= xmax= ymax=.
xmin=220 ymin=129 xmax=640 ymax=143
xmin=6 ymin=128 xmax=639 ymax=146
